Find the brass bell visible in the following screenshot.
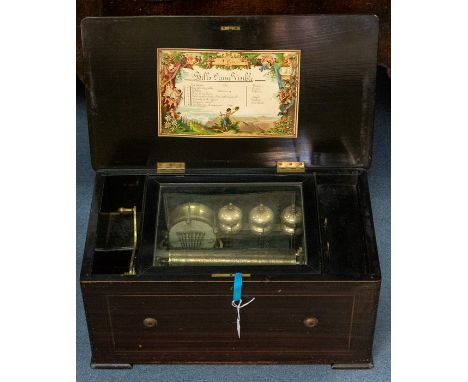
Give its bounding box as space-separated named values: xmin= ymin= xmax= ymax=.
xmin=280 ymin=205 xmax=303 ymax=226
xmin=217 ymin=203 xmax=242 ymax=234
xmin=167 ymin=203 xmax=216 ymax=249
xmin=248 ymin=204 xmax=274 ymax=228
xmin=280 ymin=205 xmax=303 ymax=236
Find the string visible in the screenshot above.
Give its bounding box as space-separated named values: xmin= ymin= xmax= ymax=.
xmin=231 ymin=297 xmax=255 ymax=338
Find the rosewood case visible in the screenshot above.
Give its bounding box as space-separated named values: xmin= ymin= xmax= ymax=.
xmin=80 ymin=15 xmax=381 ymax=368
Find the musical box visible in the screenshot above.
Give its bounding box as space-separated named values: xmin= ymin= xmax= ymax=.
xmin=80 ymin=15 xmax=381 ymax=369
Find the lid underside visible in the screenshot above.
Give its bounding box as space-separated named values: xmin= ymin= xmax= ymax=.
xmin=82 ymin=15 xmax=379 ymax=170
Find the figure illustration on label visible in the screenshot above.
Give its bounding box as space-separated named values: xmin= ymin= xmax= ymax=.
xmin=219 ymin=106 xmax=240 ymax=131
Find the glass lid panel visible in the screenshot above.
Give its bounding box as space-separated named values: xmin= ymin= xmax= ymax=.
xmin=153 ymin=183 xmax=306 ymax=267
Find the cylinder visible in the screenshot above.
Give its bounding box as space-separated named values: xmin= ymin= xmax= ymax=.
xmin=155 ymin=248 xmax=302 ymax=266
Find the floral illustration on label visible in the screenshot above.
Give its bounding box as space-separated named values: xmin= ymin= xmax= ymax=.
xmin=157 ymin=49 xmax=300 ymax=138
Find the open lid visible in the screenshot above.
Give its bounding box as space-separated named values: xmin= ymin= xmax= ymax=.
xmin=82 ymin=15 xmax=378 ymax=170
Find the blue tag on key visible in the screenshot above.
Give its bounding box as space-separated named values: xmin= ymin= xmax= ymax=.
xmin=231 ymin=273 xmax=255 ymax=338
xmin=233 ymin=272 xmax=243 ymax=302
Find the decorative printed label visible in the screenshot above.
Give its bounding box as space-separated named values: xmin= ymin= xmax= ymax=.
xmin=157 ymin=49 xmax=301 ymax=138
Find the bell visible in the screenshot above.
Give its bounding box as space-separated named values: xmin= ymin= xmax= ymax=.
xmin=217 ymin=203 xmax=242 ymax=233
xmin=167 ymin=203 xmax=217 ymax=249
xmin=280 ymin=205 xmax=303 ymax=227
xmin=248 ymin=204 xmax=274 ymax=228
xmin=280 ymin=205 xmax=303 ymax=236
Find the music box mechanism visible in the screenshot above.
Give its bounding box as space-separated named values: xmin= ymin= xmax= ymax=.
xmin=153 ymin=183 xmax=306 ymax=267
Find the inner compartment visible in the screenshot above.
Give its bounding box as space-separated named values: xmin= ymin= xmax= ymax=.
xmin=92 ymin=175 xmax=145 ymax=274
xmin=95 ymin=212 xmax=134 ymax=250
xmin=100 ymin=175 xmax=145 ymax=212
xmin=152 ymin=183 xmax=306 ymax=267
xmin=315 ymin=173 xmax=368 ymax=276
xmin=92 ymin=250 xmax=133 ymax=275
xmin=86 ymin=172 xmax=372 ymax=277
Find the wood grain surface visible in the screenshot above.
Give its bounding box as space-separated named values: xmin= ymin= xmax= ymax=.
xmin=81 ymin=16 xmax=378 ymax=171
xmin=76 ymin=0 xmax=390 ymax=81
xmin=82 ymin=279 xmax=380 ymax=364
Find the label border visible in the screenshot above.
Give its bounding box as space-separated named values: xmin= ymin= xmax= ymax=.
xmin=156 ymin=48 xmax=301 ymax=139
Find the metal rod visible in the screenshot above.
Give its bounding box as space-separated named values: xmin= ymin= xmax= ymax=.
xmin=155 ymin=248 xmax=302 ymax=266
xmin=119 ymin=206 xmax=137 ymax=275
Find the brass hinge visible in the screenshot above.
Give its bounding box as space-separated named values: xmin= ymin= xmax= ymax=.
xmin=276 ymin=161 xmax=305 ymax=173
xmin=157 ymin=162 xmax=185 ymax=174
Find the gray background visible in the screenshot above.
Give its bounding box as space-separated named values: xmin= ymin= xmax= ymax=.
xmin=76 ymin=68 xmax=390 ymax=381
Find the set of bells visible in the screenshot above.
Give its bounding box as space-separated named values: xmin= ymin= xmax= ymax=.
xmin=167 ymin=202 xmax=303 ymax=250
xmin=218 ymin=203 xmax=303 ymax=236
xmin=162 ymin=202 xmax=306 ymax=264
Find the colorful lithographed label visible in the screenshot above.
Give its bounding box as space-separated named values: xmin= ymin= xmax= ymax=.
xmin=157 ymin=49 xmax=300 ymax=138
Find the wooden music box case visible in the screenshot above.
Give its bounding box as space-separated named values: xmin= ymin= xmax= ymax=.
xmin=80 ymin=15 xmax=381 ymax=369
